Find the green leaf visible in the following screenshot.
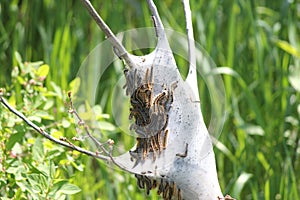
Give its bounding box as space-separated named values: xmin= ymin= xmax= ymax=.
xmin=15 ymin=181 xmax=31 ymax=193
xmin=214 ymin=140 xmax=236 ymax=162
xmin=69 ymin=77 xmax=81 ymax=96
xmin=61 ymin=118 xmax=71 ymax=128
xmin=257 ymin=152 xmax=273 ymax=175
xmin=285 ymin=116 xmax=298 ymax=126
xmin=28 ymin=115 xmax=42 ymax=123
xmin=1 ymin=197 xmax=12 ymax=200
xmin=27 ymin=174 xmax=43 ymax=193
xmin=28 ymin=61 xmax=44 ymax=69
xmin=29 ymin=163 xmax=49 ymax=177
xmin=49 ymin=181 xmax=81 ymax=196
xmin=49 ymin=161 xmax=56 ymax=179
xmin=288 ymin=64 xmax=300 ymax=92
xmin=8 ymin=93 xmax=16 ymax=107
xmin=6 ymin=164 xmax=25 ymax=175
xmin=239 ymin=123 xmax=265 ymax=136
xmin=276 ymin=40 xmax=300 ymax=58
xmin=36 ymin=64 xmax=50 ymax=78
xmin=6 ymin=131 xmax=25 ymax=150
xmin=97 ymin=121 xmax=116 ymax=131
xmin=59 ymin=183 xmax=81 ymax=194
xmin=50 ymin=81 xmax=63 ymax=99
xmin=11 ymin=142 xmax=22 ymax=155
xmin=232 ymin=172 xmax=253 ymax=198
xmin=39 ymin=174 xmax=48 ymax=191
xmin=43 ymin=91 xmax=59 ymax=97
xmin=33 ymin=110 xmax=54 ymax=120
xmin=17 ymin=76 xmax=26 ymax=85
xmin=32 ymin=95 xmax=44 ymax=109
xmin=43 ymin=99 xmax=54 ymax=110
xmin=70 ymin=161 xmax=84 ymax=171
xmin=13 ymin=188 xmax=23 ymax=200
xmin=49 ymin=180 xmax=68 ymax=195
xmin=14 ymin=51 xmax=24 ymax=70
xmin=32 ymin=137 xmax=44 ymax=161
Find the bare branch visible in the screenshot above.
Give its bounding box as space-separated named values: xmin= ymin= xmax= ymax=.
xmin=79 ymin=0 xmax=136 ymax=68
xmin=182 ymin=0 xmax=196 ymax=72
xmin=0 ymin=92 xmax=136 ymax=174
xmin=182 ymin=0 xmax=199 ymax=100
xmin=146 ymin=0 xmax=165 ymax=40
xmin=67 ymin=92 xmax=114 ymax=161
xmin=0 ymin=95 xmax=110 ymax=162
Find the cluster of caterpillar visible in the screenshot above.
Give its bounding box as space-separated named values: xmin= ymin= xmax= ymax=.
xmin=124 ymin=66 xmax=177 ymax=161
xmin=135 ymin=174 xmax=182 ymax=200
xmin=124 ymin=66 xmax=179 ymax=199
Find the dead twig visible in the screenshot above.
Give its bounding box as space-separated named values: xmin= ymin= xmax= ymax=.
xmin=67 ymin=91 xmax=115 ymax=161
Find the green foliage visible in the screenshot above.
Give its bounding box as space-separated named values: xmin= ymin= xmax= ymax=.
xmin=0 ymin=0 xmax=300 ymax=199
xmin=0 ymin=52 xmax=152 ymax=199
xmin=0 ymin=53 xmax=82 ymax=199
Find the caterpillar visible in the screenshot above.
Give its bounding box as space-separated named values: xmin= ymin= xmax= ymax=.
xmin=135 ymin=174 xmax=182 ymax=200
xmin=125 ymin=66 xmax=177 ymax=161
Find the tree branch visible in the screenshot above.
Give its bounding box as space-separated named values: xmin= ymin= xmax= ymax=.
xmin=182 ymin=0 xmax=199 ymax=100
xmin=79 ymin=0 xmax=136 ymax=68
xmin=0 ymin=95 xmax=110 ymax=162
xmin=146 ymin=0 xmax=165 ymax=40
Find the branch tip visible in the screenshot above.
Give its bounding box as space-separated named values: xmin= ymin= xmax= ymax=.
xmin=107 ymin=139 xmax=114 ymax=145
xmin=67 ymin=91 xmax=72 ymax=98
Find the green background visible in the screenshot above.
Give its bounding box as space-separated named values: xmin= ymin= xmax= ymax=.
xmin=0 ymin=0 xmax=299 ymax=199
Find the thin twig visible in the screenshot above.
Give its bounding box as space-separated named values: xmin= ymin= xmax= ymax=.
xmin=182 ymin=0 xmax=199 ymax=99
xmin=146 ymin=0 xmax=165 ymax=40
xmin=67 ymin=92 xmax=114 ymax=160
xmin=66 ymin=92 xmax=131 ymax=172
xmin=182 ymin=0 xmax=196 ymax=71
xmin=79 ymin=0 xmax=136 ymax=68
xmin=0 ymin=93 xmax=134 ymax=174
xmin=0 ymin=95 xmax=110 ymax=162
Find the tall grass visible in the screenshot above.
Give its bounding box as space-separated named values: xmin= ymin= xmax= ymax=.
xmin=0 ymin=0 xmax=299 ymax=199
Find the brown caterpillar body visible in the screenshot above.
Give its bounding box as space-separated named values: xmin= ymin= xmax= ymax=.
xmin=126 ymin=67 xmax=179 ymax=199
xmin=135 ymin=174 xmax=182 ymax=200
xmin=126 ymin=67 xmax=177 ymax=161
